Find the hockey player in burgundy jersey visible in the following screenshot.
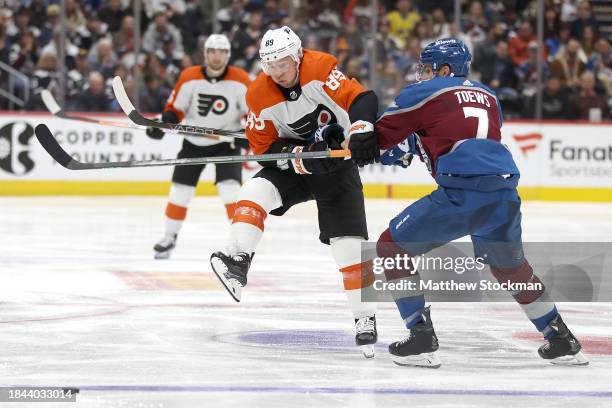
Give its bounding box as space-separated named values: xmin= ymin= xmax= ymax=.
xmin=350 ymin=38 xmax=587 ymax=367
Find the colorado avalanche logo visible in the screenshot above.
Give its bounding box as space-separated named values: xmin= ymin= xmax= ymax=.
xmin=287 ymin=104 xmax=337 ymax=139
xmin=198 ymin=94 xmax=229 ymax=116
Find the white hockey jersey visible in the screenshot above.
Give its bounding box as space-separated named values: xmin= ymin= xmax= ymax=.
xmin=165 ymin=65 xmax=251 ymax=146
xmin=244 ymin=50 xmax=366 ymax=154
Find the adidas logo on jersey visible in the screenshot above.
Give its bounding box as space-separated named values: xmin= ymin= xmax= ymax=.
xmin=462 ymin=79 xmax=473 ymax=86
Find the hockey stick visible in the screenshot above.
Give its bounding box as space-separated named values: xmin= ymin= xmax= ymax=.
xmin=35 ymin=124 xmax=350 ymax=170
xmin=40 ymin=90 xmax=238 ymax=143
xmin=112 ymin=76 xmax=246 ymax=138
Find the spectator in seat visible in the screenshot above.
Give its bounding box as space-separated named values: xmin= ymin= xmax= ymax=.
xmin=64 ymin=0 xmax=86 ymax=34
xmin=97 ymin=0 xmax=126 ymax=34
xmin=544 ymin=6 xmax=561 ymax=44
xmin=27 ymin=0 xmax=47 ymax=28
xmin=591 ymin=37 xmax=612 ymax=96
xmin=516 ymin=41 xmax=550 ymax=98
xmin=74 ymin=11 xmax=108 ymax=52
xmin=155 ymin=33 xmax=182 ymax=80
xmin=88 ymin=38 xmax=117 ymax=79
xmin=72 ymin=71 xmax=112 ymax=112
xmin=306 ymin=0 xmax=342 ymax=52
xmin=9 ymin=29 xmax=37 ymax=76
xmin=386 ymin=0 xmax=421 ymax=48
xmin=143 ymin=10 xmax=184 ymax=56
xmin=568 ymin=70 xmax=608 ymax=120
xmin=38 ymin=4 xmax=60 ymax=48
xmin=217 ymin=0 xmax=247 ymax=33
xmin=479 ymin=40 xmax=518 ymax=92
xmin=508 ymin=20 xmax=535 ymax=66
xmin=571 ymin=0 xmax=598 ymax=40
xmin=230 ymin=10 xmax=262 ymax=70
xmin=24 ymin=51 xmax=58 ymax=111
xmin=262 ymin=0 xmax=287 ymax=29
xmin=582 ymin=25 xmax=597 ymax=67
xmin=430 ymin=7 xmax=451 ymax=40
xmin=67 ymin=48 xmax=91 ymax=98
xmin=337 ymin=17 xmax=364 ymax=59
xmin=7 ymin=7 xmax=36 ymax=45
xmin=522 ymin=76 xmax=569 ymax=119
xmin=137 ymin=74 xmax=171 ymax=114
xmin=550 ymin=37 xmax=587 ymax=89
xmin=546 ymin=23 xmax=571 ymax=60
xmin=461 ymin=1 xmax=490 ymax=46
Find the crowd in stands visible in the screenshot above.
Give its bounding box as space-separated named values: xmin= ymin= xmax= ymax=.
xmin=0 ymin=0 xmax=610 ymax=120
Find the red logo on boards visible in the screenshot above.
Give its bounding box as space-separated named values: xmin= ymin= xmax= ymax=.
xmin=512 ymin=133 xmax=543 ymax=156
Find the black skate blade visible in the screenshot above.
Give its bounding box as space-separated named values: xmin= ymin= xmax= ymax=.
xmin=210 ymin=255 xmax=242 ymax=302
xmin=392 ymin=353 xmax=442 ymax=369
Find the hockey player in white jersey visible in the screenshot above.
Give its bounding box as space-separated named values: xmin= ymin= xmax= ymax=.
xmin=147 ymin=34 xmax=251 ymax=259
xmin=209 ymin=26 xmax=381 ymax=357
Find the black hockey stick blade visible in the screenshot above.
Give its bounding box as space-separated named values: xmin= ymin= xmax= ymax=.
xmin=35 ymin=124 xmax=350 ymax=171
xmin=112 ymin=76 xmax=246 ymax=138
xmin=35 ymin=124 xmax=86 ymax=170
xmin=41 ymin=89 xmax=236 ymax=142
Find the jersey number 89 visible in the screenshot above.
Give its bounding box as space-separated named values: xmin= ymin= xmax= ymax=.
xmin=246 ymin=111 xmax=265 ymax=131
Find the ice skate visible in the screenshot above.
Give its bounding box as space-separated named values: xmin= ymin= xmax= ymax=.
xmin=210 ymin=251 xmax=251 ymax=302
xmin=389 ymin=306 xmax=441 ymax=368
xmin=538 ymin=314 xmax=588 ymax=366
xmin=153 ymin=234 xmax=177 ymax=259
xmin=355 ymin=315 xmax=377 ymax=358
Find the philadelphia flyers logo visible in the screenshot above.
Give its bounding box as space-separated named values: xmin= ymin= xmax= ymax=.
xmin=287 ymin=104 xmax=337 ymax=139
xmin=198 ymin=94 xmax=229 ymax=116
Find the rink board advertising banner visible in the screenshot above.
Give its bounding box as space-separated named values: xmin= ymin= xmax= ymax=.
xmin=0 ymin=113 xmax=611 ymax=199
xmin=361 ymin=242 xmax=612 ymax=302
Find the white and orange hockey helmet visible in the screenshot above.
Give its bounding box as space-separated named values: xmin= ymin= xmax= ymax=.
xmin=259 ymin=26 xmax=303 ymax=75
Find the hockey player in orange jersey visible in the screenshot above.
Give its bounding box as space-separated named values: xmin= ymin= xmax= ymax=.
xmin=209 ymin=26 xmax=381 ymax=358
xmin=147 ymin=34 xmax=251 ymax=259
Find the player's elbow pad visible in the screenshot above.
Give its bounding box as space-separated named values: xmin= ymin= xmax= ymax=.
xmin=348 ymin=90 xmax=379 ymax=124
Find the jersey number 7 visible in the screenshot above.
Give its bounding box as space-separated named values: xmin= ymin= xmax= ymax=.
xmin=462 ymin=107 xmax=489 ymax=139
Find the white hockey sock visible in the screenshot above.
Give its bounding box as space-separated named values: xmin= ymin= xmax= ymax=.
xmin=226 ymin=177 xmax=282 ymax=255
xmin=164 ymin=183 xmax=196 ymax=237
xmin=229 ymin=221 xmax=264 ymax=254
xmin=216 ymin=179 xmax=241 ymax=220
xmin=331 ymin=236 xmax=377 ymax=319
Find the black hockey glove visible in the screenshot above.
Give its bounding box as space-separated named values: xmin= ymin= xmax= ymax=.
xmin=234 ymin=137 xmax=250 ymax=150
xmin=146 ymin=126 xmax=164 ymax=140
xmin=306 ymin=123 xmax=345 ymax=150
xmin=145 ymin=111 xmax=180 ymax=140
xmin=288 ymin=141 xmax=343 ymax=175
xmin=347 ymin=121 xmax=379 ymax=167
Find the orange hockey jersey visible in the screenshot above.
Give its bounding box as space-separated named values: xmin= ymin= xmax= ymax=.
xmin=164 ymin=65 xmax=251 ymax=146
xmin=244 ymin=50 xmax=367 ymax=154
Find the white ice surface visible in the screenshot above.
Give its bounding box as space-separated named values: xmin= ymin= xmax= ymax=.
xmin=1 ymin=197 xmax=611 ymax=408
